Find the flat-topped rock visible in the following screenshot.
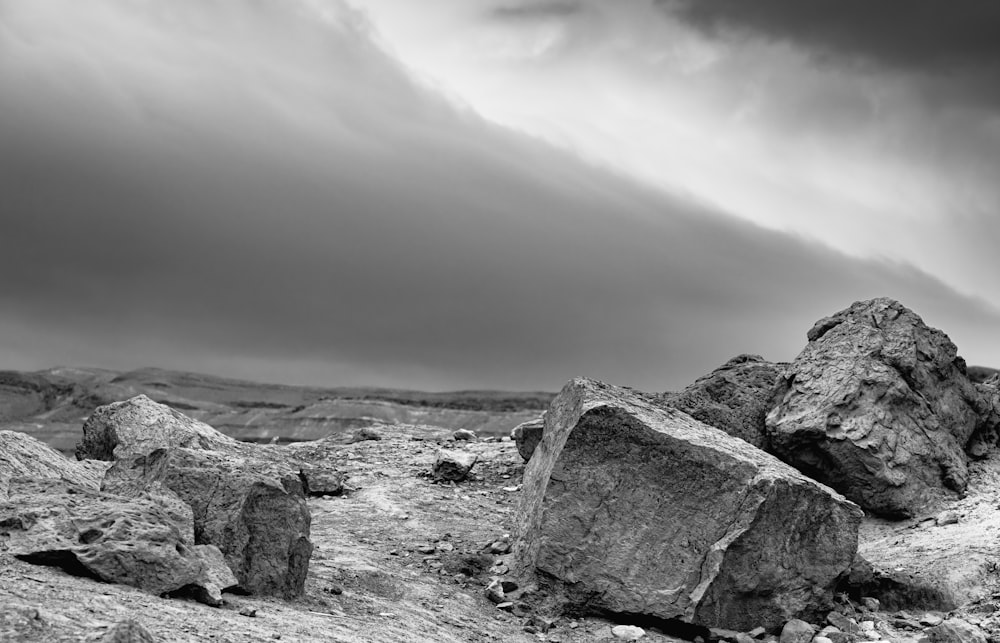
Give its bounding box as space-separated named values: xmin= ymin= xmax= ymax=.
xmin=514 ymin=377 xmax=862 ymax=631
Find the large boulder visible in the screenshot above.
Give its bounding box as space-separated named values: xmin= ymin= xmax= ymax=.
xmin=968 ymin=376 xmax=1000 ymax=458
xmin=0 ymin=479 xmax=235 ymax=605
xmin=104 ymin=446 xmax=312 ymax=598
xmin=655 ymin=354 xmax=781 ymax=449
xmin=766 ymin=298 xmax=983 ymax=517
xmin=0 ymin=430 xmax=106 ymax=499
xmin=75 ymin=395 xmax=238 ymax=462
xmin=514 ymin=377 xmax=862 ymax=631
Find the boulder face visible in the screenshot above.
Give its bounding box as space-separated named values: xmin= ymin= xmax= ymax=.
xmin=0 ymin=430 xmax=106 ymax=499
xmin=515 ymin=377 xmax=862 ymax=631
xmin=75 ymin=395 xmax=238 ymax=462
xmin=766 ymin=298 xmax=983 ymax=518
xmin=656 ymin=354 xmax=781 ymax=449
xmin=0 ymin=479 xmax=235 ymax=605
xmin=105 ymin=447 xmax=312 ymax=598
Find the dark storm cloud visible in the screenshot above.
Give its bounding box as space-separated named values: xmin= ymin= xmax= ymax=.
xmin=664 ymin=0 xmax=1000 ymax=74
xmin=2 ymin=0 xmax=999 ymax=392
xmin=491 ymin=1 xmax=581 ymax=20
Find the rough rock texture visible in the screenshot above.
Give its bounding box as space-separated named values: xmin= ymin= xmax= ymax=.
xmin=511 ymin=416 xmax=544 ymax=462
xmin=928 ymin=619 xmax=988 ymax=643
xmin=105 ymin=447 xmax=312 ymax=598
xmin=99 ymin=619 xmax=158 ymax=642
xmin=0 ymin=430 xmax=106 ymax=499
xmin=515 ymin=377 xmax=862 ymax=631
xmin=766 ymin=298 xmax=983 ymax=517
xmin=968 ymin=376 xmax=1000 ymax=459
xmin=0 ymin=479 xmax=235 ymax=605
xmin=298 ymin=465 xmax=346 ymax=496
xmin=76 ymin=395 xmax=238 ymax=461
xmin=432 ymin=449 xmax=478 ymax=481
xmin=656 ymin=354 xmax=781 ymax=449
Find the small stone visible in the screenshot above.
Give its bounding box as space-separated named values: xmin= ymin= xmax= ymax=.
xmin=736 ymin=634 xmax=756 ymax=643
xmin=936 ymin=511 xmax=961 ymax=526
xmin=828 ymin=613 xmax=859 ymax=634
xmin=416 ymin=544 xmax=436 ymax=555
xmin=324 ymin=585 xmax=343 ymax=595
xmin=436 ymin=542 xmax=455 ymax=553
xmin=523 ymin=625 xmax=539 ymax=634
xmin=432 ymin=450 xmax=477 ymax=482
xmin=780 ymin=619 xmax=816 ymax=643
xmin=819 ymin=626 xmax=850 ymax=643
xmin=351 ymin=427 xmax=382 ymax=442
xmin=927 ymin=619 xmax=987 ymax=643
xmin=860 ymin=622 xmax=876 ymax=632
xmin=892 ymin=618 xmax=922 ymax=631
xmin=489 ymin=540 xmax=512 ymax=554
xmin=501 ymin=580 xmax=519 ymax=593
xmin=612 ymin=625 xmax=646 ymax=640
xmin=452 ymin=429 xmax=477 ymax=441
xmin=496 ymin=602 xmax=515 ymax=612
xmin=485 ymin=579 xmax=506 ymax=604
xmin=239 ymin=608 xmax=257 ymax=618
xmin=99 ymin=620 xmax=157 ymax=643
xmin=531 ymin=614 xmax=557 ymax=633
xmin=861 ymin=597 xmax=881 ymax=613
xmin=921 ymin=614 xmax=945 ymax=627
xmin=748 ymin=628 xmax=767 ymax=639
xmin=813 ymin=638 xmax=834 ymax=643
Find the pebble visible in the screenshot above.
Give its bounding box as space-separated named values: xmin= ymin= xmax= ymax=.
xmin=239 ymin=608 xmax=257 ymax=618
xmin=452 ymin=429 xmax=477 ymax=441
xmin=921 ymin=614 xmax=945 ymax=627
xmin=779 ymin=619 xmax=815 ymax=643
xmin=612 ymin=624 xmax=646 ymax=640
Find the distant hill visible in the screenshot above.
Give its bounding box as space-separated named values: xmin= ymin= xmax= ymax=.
xmin=0 ymin=367 xmax=553 ymax=453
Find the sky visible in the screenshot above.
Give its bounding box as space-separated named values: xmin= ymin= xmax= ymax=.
xmin=1 ymin=0 xmax=998 ymax=392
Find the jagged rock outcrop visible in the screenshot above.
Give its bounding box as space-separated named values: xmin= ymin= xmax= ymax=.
xmin=0 ymin=430 xmax=106 ymax=499
xmin=0 ymin=479 xmax=235 ymax=605
xmin=514 ymin=377 xmax=862 ymax=631
xmin=511 ymin=416 xmax=544 ymax=462
xmin=655 ymin=354 xmax=781 ymax=449
xmin=104 ymin=447 xmax=312 ymax=598
xmin=75 ymin=395 xmax=238 ymax=462
xmin=766 ymin=298 xmax=983 ymax=517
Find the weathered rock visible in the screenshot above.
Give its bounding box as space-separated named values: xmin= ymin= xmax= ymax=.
xmin=612 ymin=625 xmax=646 ymax=640
xmin=968 ymin=377 xmax=1000 ymax=458
xmin=779 ymin=619 xmax=816 ymax=643
xmin=99 ymin=619 xmax=158 ymax=643
xmin=0 ymin=430 xmax=107 ymax=499
xmin=766 ymin=298 xmax=983 ymax=517
xmin=104 ymin=447 xmax=312 ymax=598
xmin=0 ymin=479 xmax=235 ymax=605
xmin=298 ymin=465 xmax=346 ymax=496
xmin=75 ymin=395 xmax=238 ymax=462
xmin=452 ymin=429 xmax=477 ymax=441
xmin=432 ymin=449 xmax=477 ymax=481
xmin=928 ymin=618 xmax=987 ymax=643
xmin=515 ymin=378 xmax=862 ymax=631
xmin=511 ymin=416 xmax=544 ymax=462
xmin=656 ymin=354 xmax=781 ymax=449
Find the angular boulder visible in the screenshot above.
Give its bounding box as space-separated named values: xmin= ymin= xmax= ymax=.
xmin=655 ymin=354 xmax=781 ymax=449
xmin=432 ymin=449 xmax=477 ymax=481
xmin=515 ymin=377 xmax=862 ymax=631
xmin=0 ymin=430 xmax=106 ymax=499
xmin=766 ymin=298 xmax=983 ymax=517
xmin=105 ymin=447 xmax=312 ymax=598
xmin=511 ymin=416 xmax=545 ymax=462
xmin=968 ymin=376 xmax=1000 ymax=458
xmin=0 ymin=479 xmax=235 ymax=605
xmin=75 ymin=395 xmax=238 ymax=462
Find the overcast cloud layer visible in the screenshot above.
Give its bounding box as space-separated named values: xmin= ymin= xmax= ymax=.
xmin=1 ymin=0 xmax=999 ymax=392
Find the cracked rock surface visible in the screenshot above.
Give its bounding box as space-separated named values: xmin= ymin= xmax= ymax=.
xmin=766 ymin=298 xmax=984 ymax=518
xmin=514 ymin=377 xmax=862 ymax=631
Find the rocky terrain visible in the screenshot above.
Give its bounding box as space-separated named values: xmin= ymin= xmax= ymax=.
xmin=3 ymin=297 xmax=1000 ymax=643
xmin=0 ymin=367 xmax=551 ymax=453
